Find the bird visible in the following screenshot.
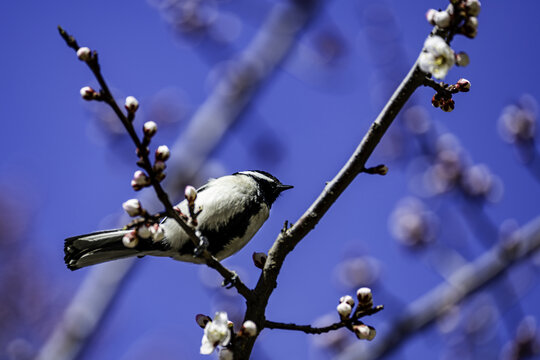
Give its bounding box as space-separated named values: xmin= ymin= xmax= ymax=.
xmin=64 ymin=170 xmax=293 ymax=270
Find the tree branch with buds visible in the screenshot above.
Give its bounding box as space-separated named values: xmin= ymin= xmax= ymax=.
xmin=58 ymin=26 xmax=252 ymax=300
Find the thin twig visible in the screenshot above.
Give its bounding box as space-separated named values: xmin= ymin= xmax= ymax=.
xmin=265 ymin=305 xmax=384 ymax=334
xmin=337 ymin=215 xmax=540 ymax=360
xmin=58 ymin=26 xmax=252 ymax=300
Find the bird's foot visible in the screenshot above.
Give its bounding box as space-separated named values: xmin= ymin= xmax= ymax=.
xmin=222 ymin=271 xmax=238 ymax=289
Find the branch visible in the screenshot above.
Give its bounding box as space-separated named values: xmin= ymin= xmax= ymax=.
xmin=337 ymin=215 xmax=540 ymax=360
xmin=265 ymin=305 xmax=384 ymax=335
xmin=58 ymin=26 xmax=251 ymax=300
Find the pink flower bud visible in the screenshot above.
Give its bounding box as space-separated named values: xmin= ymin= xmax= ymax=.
xmin=339 ymin=295 xmax=355 ymax=307
xmin=196 ymin=314 xmax=212 ymax=329
xmin=122 ymin=231 xmax=138 ymax=248
xmin=125 ymin=96 xmax=139 ymax=113
xmin=155 ymin=145 xmax=170 ymax=161
xmin=456 ymin=78 xmax=471 ymax=92
xmin=353 ymin=324 xmax=376 ymax=341
xmin=77 ymin=47 xmax=91 ymax=61
xmin=252 ymin=252 xmax=267 ymax=269
xmin=185 ymin=185 xmax=197 ymax=204
xmin=337 ymin=302 xmax=352 ymax=319
xmin=465 ymin=0 xmax=481 ymax=16
xmin=143 ymin=121 xmax=157 ymax=137
xmin=131 ymin=179 xmax=142 ymax=191
xmin=133 ymin=170 xmax=151 ymax=187
xmin=122 ymin=199 xmax=142 ymax=217
xmin=441 ymin=98 xmax=455 ymax=112
xmin=455 ymin=52 xmax=470 ymax=67
xmin=153 ymin=161 xmax=166 ymax=173
xmin=241 ymin=320 xmax=257 ymax=337
xmin=80 ymin=86 xmax=96 ymax=100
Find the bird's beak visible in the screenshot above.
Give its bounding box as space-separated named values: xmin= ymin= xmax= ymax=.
xmin=278 ymin=184 xmax=294 ymax=192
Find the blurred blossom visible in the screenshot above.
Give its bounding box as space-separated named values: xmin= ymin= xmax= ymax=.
xmin=310 ymin=29 xmax=347 ymax=66
xmin=403 ymin=105 xmax=432 ymax=135
xmin=463 ymin=295 xmax=498 ymax=343
xmin=498 ymin=94 xmax=537 ymax=144
xmin=501 ymin=316 xmax=540 ymax=360
xmin=333 ymin=255 xmax=381 ymax=289
xmin=436 ymin=305 xmax=462 ymax=334
xmin=209 ymin=12 xmax=243 ymax=44
xmin=423 ymin=133 xmax=465 ymax=195
xmin=461 ymin=163 xmax=503 ymax=202
xmin=146 ymin=87 xmax=188 ymax=126
xmin=389 ymin=197 xmax=439 ymax=248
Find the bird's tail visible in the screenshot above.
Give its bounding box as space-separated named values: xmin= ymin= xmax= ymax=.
xmin=64 ymin=229 xmax=140 ymax=270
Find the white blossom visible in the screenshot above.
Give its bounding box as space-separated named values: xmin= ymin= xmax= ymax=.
xmin=76 ymin=47 xmax=91 ymax=61
xmin=122 ymin=199 xmax=142 ymax=217
xmin=200 ymin=312 xmax=231 ymax=355
xmin=418 ymin=36 xmax=455 ymax=79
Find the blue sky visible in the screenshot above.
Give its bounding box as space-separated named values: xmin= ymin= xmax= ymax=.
xmin=1 ymin=1 xmax=540 ymax=359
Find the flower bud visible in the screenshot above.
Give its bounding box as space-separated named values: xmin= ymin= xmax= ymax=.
xmin=241 ymin=320 xmax=257 ymax=337
xmin=356 ymin=287 xmax=373 ymax=307
xmin=150 ymin=224 xmax=165 ymax=242
xmin=153 ymin=160 xmax=166 ymax=173
xmin=125 ymin=96 xmax=139 ymax=113
xmin=252 ymin=252 xmax=267 ymax=269
xmin=336 ymin=302 xmax=352 ymax=319
xmin=133 ymin=170 xmax=151 ymax=187
xmin=185 ymin=185 xmax=197 ymax=204
xmin=218 ymin=349 xmax=234 ymax=360
xmin=465 ymin=0 xmax=481 ymax=16
xmin=143 ymin=121 xmax=157 ymax=137
xmin=426 ymin=10 xmax=451 ymax=28
xmin=455 ymin=52 xmax=470 ymax=67
xmin=462 ymin=16 xmax=478 ymax=38
xmin=353 ymin=324 xmax=376 ymax=341
xmin=137 ymin=224 xmax=152 ymax=239
xmin=77 ymin=47 xmax=91 ymax=61
xmin=456 ymin=78 xmax=471 ymax=92
xmin=131 ymin=179 xmax=142 ymax=191
xmin=80 ymin=86 xmax=97 ymax=100
xmin=122 ymin=231 xmax=138 ymax=248
xmin=339 ymin=295 xmax=355 ymax=307
xmin=122 ymin=199 xmax=142 ymax=217
xmin=441 ymin=98 xmax=455 ymax=112
xmin=155 ymin=145 xmax=170 ymax=161
xmin=432 ymin=94 xmax=442 ymax=108
xmin=196 ymin=314 xmax=212 ymax=329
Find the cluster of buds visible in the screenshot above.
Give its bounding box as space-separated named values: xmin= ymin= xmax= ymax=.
xmin=431 ymin=78 xmax=471 ymax=112
xmin=426 ymin=0 xmax=480 ymax=38
xmin=121 ymin=199 xmax=166 ymax=248
xmin=335 ymin=288 xmax=377 ymax=341
xmin=432 ymin=93 xmax=455 ymax=112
